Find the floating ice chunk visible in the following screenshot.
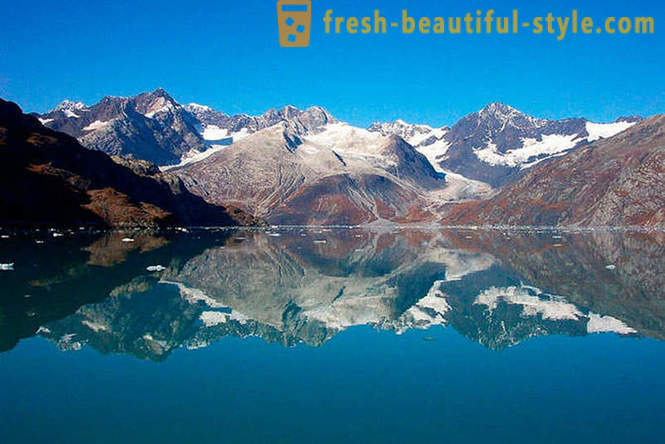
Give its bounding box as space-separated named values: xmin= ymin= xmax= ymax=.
xmin=605 ymin=265 xmax=616 ymax=270
xmin=52 ymin=232 xmax=64 ymax=238
xmin=35 ymin=240 xmax=45 ymax=244
xmin=0 ymin=235 xmax=9 ymax=239
xmin=0 ymin=263 xmax=14 ymax=271
xmin=121 ymin=238 xmax=135 ymax=243
xmin=313 ymin=240 xmax=327 ymax=244
xmin=146 ymin=265 xmax=166 ymax=272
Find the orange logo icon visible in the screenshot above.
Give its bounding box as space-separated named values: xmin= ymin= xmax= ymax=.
xmin=277 ymin=0 xmax=311 ymax=47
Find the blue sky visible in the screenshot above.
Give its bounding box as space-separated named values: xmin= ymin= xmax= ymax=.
xmin=1 ymin=0 xmax=663 ymax=127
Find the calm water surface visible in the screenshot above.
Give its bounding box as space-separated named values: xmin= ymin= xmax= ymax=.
xmin=1 ymin=227 xmax=664 ymax=443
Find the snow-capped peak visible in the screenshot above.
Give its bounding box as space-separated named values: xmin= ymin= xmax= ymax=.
xmin=186 ymin=103 xmax=213 ymax=112
xmin=53 ymin=100 xmax=87 ymax=113
xmin=476 ymin=102 xmax=549 ymax=129
xmin=479 ymin=102 xmax=518 ymax=115
xmin=368 ymin=119 xmax=446 ymax=145
xmin=367 ymin=119 xmax=450 ymax=172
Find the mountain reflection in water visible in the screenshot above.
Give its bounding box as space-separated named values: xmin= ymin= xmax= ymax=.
xmin=1 ymin=227 xmax=664 ymax=361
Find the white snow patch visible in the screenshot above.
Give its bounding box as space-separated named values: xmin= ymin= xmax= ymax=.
xmin=474 ymin=284 xmax=584 ymax=320
xmin=146 ymin=265 xmax=166 ymax=272
xmin=161 ymin=280 xmax=228 ymax=309
xmin=306 ymin=123 xmax=385 ymax=154
xmin=475 ymin=133 xmax=579 ymax=168
xmin=82 ymin=320 xmax=109 ymax=332
xmin=54 ymin=100 xmax=87 ymax=112
xmin=200 ymin=311 xmax=229 ymax=327
xmin=82 ymin=120 xmax=112 ymax=132
xmin=39 ymin=118 xmax=54 ymax=125
xmin=202 ymin=125 xmax=229 ymax=141
xmin=161 ymin=144 xmax=230 ymax=171
xmin=410 ymin=127 xmax=448 ymax=147
xmin=187 ymin=103 xmax=213 ymax=112
xmin=230 ymin=127 xmax=251 ymax=141
xmin=64 ymin=109 xmax=80 ymax=118
xmin=587 ymin=313 xmax=636 ymax=335
xmin=415 ymin=139 xmax=451 ymax=173
xmin=586 ymin=121 xmax=635 ymax=142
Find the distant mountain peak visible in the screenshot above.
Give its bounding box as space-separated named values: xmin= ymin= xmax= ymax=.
xmin=478 ymin=102 xmax=532 ymax=123
xmin=150 ymin=87 xmax=171 ymax=98
xmin=52 ymin=99 xmax=88 ymax=113
xmin=304 ymin=105 xmax=333 ymax=116
xmin=615 ymin=115 xmax=643 ymax=123
xmin=133 ymin=89 xmax=181 ymax=118
xmin=186 ymin=103 xmax=213 ymax=112
xmin=480 ymin=102 xmax=517 ymax=113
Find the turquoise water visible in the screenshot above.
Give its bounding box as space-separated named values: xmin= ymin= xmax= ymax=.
xmin=1 ymin=228 xmax=664 ymax=443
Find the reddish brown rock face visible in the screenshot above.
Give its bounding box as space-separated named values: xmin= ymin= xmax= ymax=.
xmin=443 ymin=115 xmax=665 ymax=228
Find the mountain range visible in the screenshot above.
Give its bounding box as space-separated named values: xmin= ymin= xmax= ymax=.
xmin=38 ymin=90 xmax=638 ymax=182
xmin=5 ymin=87 xmax=658 ymax=227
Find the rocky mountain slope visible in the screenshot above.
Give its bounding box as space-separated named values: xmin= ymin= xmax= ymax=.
xmin=39 ymin=89 xmax=207 ymax=165
xmin=0 ymin=98 xmax=256 ymax=228
xmin=171 ymin=116 xmax=493 ymax=225
xmin=445 ymin=115 xmax=665 ymax=227
xmin=368 ymin=119 xmax=450 ymax=171
xmin=370 ymin=103 xmax=639 ymax=187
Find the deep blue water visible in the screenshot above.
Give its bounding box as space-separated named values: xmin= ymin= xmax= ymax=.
xmin=1 ymin=228 xmax=664 ymax=443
